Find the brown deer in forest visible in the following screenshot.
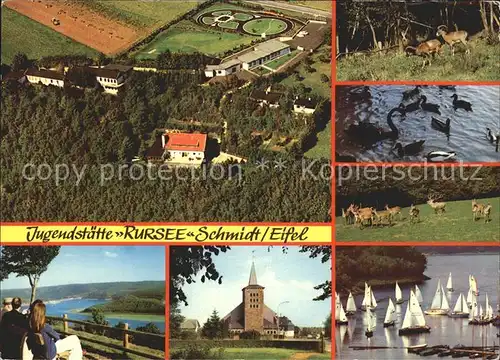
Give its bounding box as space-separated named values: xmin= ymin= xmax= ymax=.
xmin=409 ymin=204 xmax=420 ymax=224
xmin=372 ymin=209 xmax=392 ymax=226
xmin=436 ymin=25 xmax=470 ymax=55
xmin=427 ymin=196 xmax=446 ymax=214
xmin=472 ymin=199 xmax=486 ymax=221
xmin=385 ymin=204 xmax=402 ymax=221
xmin=405 ymin=38 xmax=443 ymax=68
xmin=482 ymin=204 xmax=492 ymax=223
xmin=353 ymin=207 xmax=375 ymax=228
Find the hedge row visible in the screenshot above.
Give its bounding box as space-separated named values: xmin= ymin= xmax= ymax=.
xmin=170 ymin=339 xmax=322 ymax=351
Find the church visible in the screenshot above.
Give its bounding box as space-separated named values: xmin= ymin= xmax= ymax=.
xmin=222 ymin=261 xmax=295 ymax=338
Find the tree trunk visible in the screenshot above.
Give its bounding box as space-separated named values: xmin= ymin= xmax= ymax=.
xmin=30 ymin=276 xmax=39 ymax=304
xmin=480 ymin=1 xmax=490 ymax=34
xmin=365 ymin=15 xmax=379 ymax=50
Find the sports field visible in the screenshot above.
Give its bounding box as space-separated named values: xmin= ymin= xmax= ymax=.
xmin=134 ymin=21 xmax=254 ymax=59
xmin=92 ymin=1 xmax=203 ymax=28
xmin=243 ymin=18 xmax=288 ymax=35
xmin=1 ymin=7 xmax=98 ymax=64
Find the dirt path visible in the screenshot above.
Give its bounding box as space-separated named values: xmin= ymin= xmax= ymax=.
xmin=289 ymin=353 xmax=316 ymax=360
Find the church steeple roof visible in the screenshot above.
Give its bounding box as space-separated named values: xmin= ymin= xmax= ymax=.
xmin=248 ymin=261 xmax=258 ymax=285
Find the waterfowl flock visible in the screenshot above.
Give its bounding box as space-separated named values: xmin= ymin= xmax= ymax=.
xmin=340 ymin=86 xmax=500 ymax=161
xmin=335 ymin=273 xmax=500 ymax=339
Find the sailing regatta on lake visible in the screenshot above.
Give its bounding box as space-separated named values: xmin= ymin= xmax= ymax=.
xmin=336 ymin=252 xmax=499 ymax=359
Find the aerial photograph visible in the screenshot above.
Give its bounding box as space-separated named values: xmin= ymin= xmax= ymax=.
xmin=169 ymin=245 xmax=332 ymax=359
xmin=0 ymin=246 xmax=165 ymax=359
xmin=336 ymin=166 xmax=500 ymax=242
xmin=336 ymin=85 xmax=500 ymax=163
xmin=335 ymin=246 xmax=500 ymax=359
xmin=336 ymin=1 xmax=500 ymax=81
xmin=1 ymin=0 xmax=332 ymax=223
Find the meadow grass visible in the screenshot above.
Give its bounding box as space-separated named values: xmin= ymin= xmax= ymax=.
xmin=290 ymin=0 xmax=333 ymax=12
xmin=309 ymin=353 xmax=333 ymax=360
xmin=221 ymin=348 xmax=306 ymax=359
xmin=305 ymin=123 xmax=331 ymax=159
xmin=1 ymin=7 xmax=98 ymax=64
xmin=242 ymin=18 xmax=288 ymax=35
xmin=134 ymin=21 xmax=254 ymax=59
xmin=265 ymin=50 xmax=300 ymax=70
xmin=92 ymin=1 xmax=202 ymax=28
xmin=195 ymin=3 xmax=249 ymax=17
xmin=337 ymin=39 xmax=500 ymax=81
xmin=336 ymin=197 xmax=500 ymax=242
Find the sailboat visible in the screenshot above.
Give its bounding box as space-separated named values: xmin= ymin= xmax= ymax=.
xmin=415 ymin=285 xmax=424 ymax=303
xmin=361 ymin=283 xmax=377 ymax=311
xmin=335 ymin=292 xmax=348 ymax=325
xmin=446 ymin=273 xmax=454 ymax=292
xmin=469 ymin=295 xmax=481 ymax=325
xmin=467 ymin=287 xmax=474 ymax=308
xmin=476 ymin=294 xmax=493 ymax=325
xmin=395 ymin=282 xmax=404 ymax=304
xmin=365 ymin=307 xmax=376 ymax=338
xmin=424 ymin=279 xmax=450 ymax=315
xmin=399 ymin=290 xmax=431 ymax=335
xmin=384 ymin=298 xmax=396 ymax=327
xmin=345 ymin=292 xmax=357 ymax=316
xmin=449 ymin=293 xmax=470 ymax=318
xmin=469 ymin=275 xmax=479 ymax=296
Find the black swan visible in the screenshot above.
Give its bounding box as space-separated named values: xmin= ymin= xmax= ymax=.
xmin=431 ymin=117 xmax=451 ymax=133
xmin=420 ymin=95 xmax=441 ymax=115
xmin=451 ymin=94 xmax=472 ymax=112
xmin=393 ymin=140 xmax=426 ymax=157
xmin=399 ymin=98 xmax=421 ymax=113
xmin=402 ymin=86 xmax=420 ymax=100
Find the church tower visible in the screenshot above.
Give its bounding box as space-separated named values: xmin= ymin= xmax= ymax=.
xmin=242 ymin=261 xmax=264 ymax=333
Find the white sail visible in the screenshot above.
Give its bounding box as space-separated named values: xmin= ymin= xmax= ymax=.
xmin=485 ymin=294 xmax=490 ymax=317
xmin=395 ymin=282 xmax=403 ymax=302
xmin=470 ymin=275 xmax=478 ymax=294
xmin=467 ymin=287 xmax=473 ymax=305
xmin=362 ymin=283 xmax=369 ymax=307
xmin=487 ymin=305 xmax=494 ymax=320
xmin=415 ymin=285 xmax=423 ymax=303
xmin=440 ymin=285 xmax=450 ymax=310
xmin=339 ymin=302 xmax=348 ymax=323
xmin=461 ymin=294 xmax=470 ymax=314
xmin=453 ymin=293 xmax=463 ymax=313
xmin=335 ymin=293 xmax=341 ymax=320
xmin=346 ymin=292 xmax=357 ymax=312
xmin=446 ymin=273 xmax=453 ymax=291
xmin=470 ymin=296 xmax=478 ymax=320
xmin=384 ymin=299 xmax=395 ymax=324
xmin=401 ymin=294 xmax=413 ymax=329
xmin=367 ymin=307 xmax=376 ymax=331
xmin=479 ymin=304 xmax=483 ymax=319
xmin=430 ymin=279 xmax=443 ymax=309
xmin=370 ymin=287 xmax=378 ymax=308
xmin=401 ymin=290 xmax=426 ymax=329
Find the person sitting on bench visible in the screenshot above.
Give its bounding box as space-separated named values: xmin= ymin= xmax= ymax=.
xmin=0 ymin=297 xmax=29 ymax=359
xmin=27 ymin=301 xmax=83 ymax=360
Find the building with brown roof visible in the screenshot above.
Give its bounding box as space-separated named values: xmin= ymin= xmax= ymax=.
xmin=25 ymin=68 xmax=65 ymax=88
xmin=222 ymin=261 xmax=294 ymax=338
xmin=250 ymin=87 xmax=283 ymax=108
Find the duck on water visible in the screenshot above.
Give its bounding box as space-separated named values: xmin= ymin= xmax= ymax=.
xmin=451 ymin=94 xmax=473 ymax=112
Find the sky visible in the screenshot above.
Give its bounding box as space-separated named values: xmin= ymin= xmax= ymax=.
xmin=176 ymin=246 xmax=331 ymax=327
xmin=1 ymin=246 xmax=165 ymax=290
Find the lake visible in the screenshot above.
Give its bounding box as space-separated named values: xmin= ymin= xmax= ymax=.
xmin=336 ymin=85 xmax=500 ymax=162
xmin=22 ymin=299 xmax=165 ymax=332
xmin=336 ymin=253 xmax=499 ymax=359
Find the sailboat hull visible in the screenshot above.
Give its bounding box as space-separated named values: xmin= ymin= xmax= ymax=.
xmin=383 ymin=321 xmax=395 ymax=328
xmin=469 ymin=319 xmax=492 ymax=325
xmin=424 ymin=309 xmax=448 ymax=315
xmin=399 ymin=326 xmax=431 ymax=336
xmin=360 ymin=305 xmax=376 ymax=311
xmin=335 ymin=320 xmax=348 ymax=326
xmin=448 ymin=312 xmax=469 ymax=318
xmin=446 ymin=288 xmax=454 ymax=292
xmin=365 ymin=330 xmax=373 ymax=338
xmin=345 ymin=311 xmax=356 ymax=317
xmin=395 ymin=299 xmax=404 ymax=305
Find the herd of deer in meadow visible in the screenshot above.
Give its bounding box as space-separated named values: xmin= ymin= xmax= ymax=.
xmin=341 ymin=198 xmax=493 ymax=229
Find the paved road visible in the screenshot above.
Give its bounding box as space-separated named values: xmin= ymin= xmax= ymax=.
xmin=244 ymin=0 xmax=332 ymax=18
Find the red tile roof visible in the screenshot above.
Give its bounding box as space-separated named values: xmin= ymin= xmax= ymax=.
xmin=164 ymin=133 xmax=207 ymax=152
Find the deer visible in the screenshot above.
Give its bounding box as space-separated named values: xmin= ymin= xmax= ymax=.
xmin=436 ymin=25 xmax=470 ymax=55
xmin=353 ymin=208 xmax=375 ymax=229
xmin=385 ymin=204 xmax=402 ymax=221
xmin=409 ymin=204 xmax=420 ymax=224
xmin=405 ymin=39 xmax=443 ymax=68
xmin=482 ymin=204 xmax=492 ymax=223
xmin=372 ymin=209 xmax=392 ymax=226
xmin=472 ymin=199 xmax=486 ymax=221
xmin=427 ymin=196 xmax=446 ymax=214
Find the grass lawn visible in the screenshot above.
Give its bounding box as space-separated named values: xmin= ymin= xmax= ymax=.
xmin=309 ymin=353 xmax=332 ymax=360
xmin=92 ymin=0 xmax=202 ymax=28
xmin=305 ymin=122 xmax=331 ymax=159
xmin=243 ymin=18 xmax=288 ymax=35
xmin=1 ymin=7 xmax=98 ymax=65
xmin=253 ymin=66 xmax=273 ymax=76
xmin=289 ymin=0 xmax=333 ymax=11
xmin=196 ymin=3 xmax=249 ymax=17
xmin=265 ymin=50 xmax=299 ymax=69
xmin=337 ymin=38 xmax=500 ymax=81
xmin=280 ymin=46 xmax=331 ymax=98
xmin=134 ymin=21 xmax=254 ymax=59
xmin=221 ymin=348 xmax=306 ymax=359
xmin=336 ymin=197 xmax=500 ymax=242
xmin=233 ymin=12 xmax=254 ymax=21
xmin=219 ymin=21 xmax=240 ymax=30
xmin=53 ymin=325 xmax=165 ymax=360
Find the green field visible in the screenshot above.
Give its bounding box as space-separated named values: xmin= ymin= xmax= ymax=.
xmin=265 ymin=50 xmax=299 ymax=69
xmin=337 ymin=38 xmax=500 ymax=81
xmin=202 ymin=17 xmax=216 ymax=25
xmin=212 ymin=10 xmax=233 ymax=16
xmin=309 ymin=353 xmax=332 ymax=360
xmin=221 ymin=348 xmax=311 ymax=359
xmin=253 ymin=66 xmax=273 ymax=76
xmin=243 ymin=18 xmax=288 ymax=35
xmin=135 ymin=21 xmax=254 ymax=59
xmin=92 ymin=0 xmax=202 ymax=28
xmin=336 ymin=197 xmax=500 ymax=242
xmin=233 ymin=12 xmax=254 ymax=21
xmin=1 ymin=7 xmax=98 ymax=65
xmin=196 ymin=3 xmax=249 ymax=17
xmin=305 ymin=123 xmax=331 ymax=159
xmin=219 ymin=21 xmax=240 ymax=30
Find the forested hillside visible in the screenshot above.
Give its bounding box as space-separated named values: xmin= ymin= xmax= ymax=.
xmin=83 ymin=294 xmax=164 ymax=315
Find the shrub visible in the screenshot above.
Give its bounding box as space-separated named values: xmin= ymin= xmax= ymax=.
xmin=239 ymin=330 xmax=260 ymax=339
xmin=170 ymin=344 xmax=224 ymax=359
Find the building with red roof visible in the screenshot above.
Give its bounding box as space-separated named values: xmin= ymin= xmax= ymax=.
xmin=146 ymin=132 xmax=207 ymax=166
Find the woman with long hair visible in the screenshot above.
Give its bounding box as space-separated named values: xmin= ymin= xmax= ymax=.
xmin=28 ymin=301 xmax=83 ymax=360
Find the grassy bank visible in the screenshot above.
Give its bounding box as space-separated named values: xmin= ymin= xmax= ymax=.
xmin=304 ymin=124 xmax=331 ymax=159
xmin=336 ymin=197 xmax=500 ymax=242
xmin=1 ymin=7 xmax=98 ymax=64
xmin=337 ymin=38 xmax=500 ymax=81
xmin=171 ymin=347 xmax=321 ymax=359
xmin=70 ymin=309 xmax=164 ymax=321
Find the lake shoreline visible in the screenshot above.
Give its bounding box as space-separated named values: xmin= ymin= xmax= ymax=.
xmin=69 ymin=308 xmax=164 ymax=322
xmin=338 ymin=275 xmax=431 ymax=297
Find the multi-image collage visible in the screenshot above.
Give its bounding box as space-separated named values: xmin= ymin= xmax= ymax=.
xmin=0 ymin=1 xmax=498 ymax=360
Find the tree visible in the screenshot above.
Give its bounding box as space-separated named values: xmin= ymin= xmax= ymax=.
xmin=324 ymin=313 xmax=331 ymax=339
xmin=201 ymin=309 xmax=223 ymax=339
xmin=1 ymin=247 xmax=61 ymax=303
xmin=300 ymin=246 xmax=332 ymax=301
xmin=170 ymin=298 xmax=185 ymax=339
xmin=11 ymin=53 xmax=29 ymax=71
xmin=136 ymin=322 xmax=161 ymax=334
xmin=320 ymin=74 xmax=330 ymax=83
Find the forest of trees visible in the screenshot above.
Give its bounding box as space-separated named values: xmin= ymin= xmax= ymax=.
xmin=1 ymin=64 xmax=330 ymax=222
xmin=336 ymin=166 xmax=499 ymax=216
xmin=83 ymin=294 xmax=165 ymax=314
xmin=336 ymin=247 xmax=428 ymax=295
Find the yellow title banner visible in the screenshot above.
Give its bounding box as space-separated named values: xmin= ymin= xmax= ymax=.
xmin=0 ymin=225 xmax=331 ymax=244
